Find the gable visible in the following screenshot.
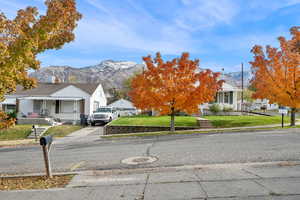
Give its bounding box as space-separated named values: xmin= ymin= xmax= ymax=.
xmin=109 ymin=99 xmax=135 ymax=109
xmin=51 ymin=85 xmax=90 ymax=98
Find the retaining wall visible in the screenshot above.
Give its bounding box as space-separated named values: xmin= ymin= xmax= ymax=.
xmin=104 ymin=125 xmax=199 ymax=135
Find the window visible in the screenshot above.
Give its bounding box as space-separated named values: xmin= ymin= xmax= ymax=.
xmin=33 ymin=100 xmax=42 ymax=113
xmin=4 ymin=104 xmax=16 ymax=112
xmin=61 ymin=101 xmax=75 ymax=113
xmin=224 ymin=92 xmax=229 ymax=103
xmin=229 ymin=92 xmax=233 ymax=104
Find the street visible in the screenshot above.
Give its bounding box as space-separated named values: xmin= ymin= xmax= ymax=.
xmin=1 ymin=128 xmax=300 ymax=199
xmin=1 ymin=127 xmax=300 ymax=174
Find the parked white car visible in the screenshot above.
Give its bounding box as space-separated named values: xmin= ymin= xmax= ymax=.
xmin=89 ymin=107 xmax=118 ymax=126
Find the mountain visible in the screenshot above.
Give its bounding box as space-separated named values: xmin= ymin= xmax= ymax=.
xmin=30 ymin=60 xmax=145 ymax=90
xmin=225 ymin=71 xmax=252 ymax=87
xmin=30 ymin=60 xmax=251 ymax=92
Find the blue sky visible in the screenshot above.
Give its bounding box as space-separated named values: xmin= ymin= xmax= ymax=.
xmin=1 ymin=0 xmax=300 ymax=72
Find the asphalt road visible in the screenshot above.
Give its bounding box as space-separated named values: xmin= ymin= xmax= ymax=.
xmin=1 ymin=127 xmax=300 ymax=175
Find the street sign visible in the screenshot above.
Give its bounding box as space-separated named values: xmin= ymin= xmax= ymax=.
xmin=279 ymin=109 xmax=288 ymax=115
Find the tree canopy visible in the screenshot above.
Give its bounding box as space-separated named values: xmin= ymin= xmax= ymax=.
xmin=250 ymin=26 xmax=300 ymax=125
xmin=129 ymin=52 xmax=223 ymax=131
xmin=0 ymin=0 xmax=81 ymax=128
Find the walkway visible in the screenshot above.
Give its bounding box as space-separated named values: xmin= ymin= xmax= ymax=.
xmin=54 ymin=126 xmax=103 ymax=145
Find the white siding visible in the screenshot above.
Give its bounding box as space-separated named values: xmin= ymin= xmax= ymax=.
xmin=51 ymin=85 xmax=91 ymax=115
xmin=90 ymin=84 xmax=107 ymax=113
xmin=19 ymin=99 xmax=33 ymax=115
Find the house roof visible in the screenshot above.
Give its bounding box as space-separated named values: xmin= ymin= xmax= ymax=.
xmin=108 ymin=99 xmax=136 ymax=109
xmin=14 ymin=83 xmax=100 ymax=96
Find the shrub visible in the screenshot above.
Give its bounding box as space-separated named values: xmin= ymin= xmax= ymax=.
xmin=223 ymin=106 xmax=234 ymax=112
xmin=6 ymin=111 xmax=17 ymax=120
xmin=209 ymin=104 xmax=221 ymax=114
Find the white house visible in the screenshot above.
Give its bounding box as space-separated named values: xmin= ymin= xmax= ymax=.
xmin=1 ymin=82 xmax=107 ymax=123
xmin=108 ymin=98 xmax=138 ymax=116
xmin=201 ymin=81 xmax=242 ymax=112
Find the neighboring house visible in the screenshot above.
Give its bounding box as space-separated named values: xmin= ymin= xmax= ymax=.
xmin=108 ymin=98 xmax=138 ymax=116
xmin=251 ymin=99 xmax=279 ymax=110
xmin=1 ymin=82 xmax=107 ymax=123
xmin=201 ymin=81 xmax=242 ymax=112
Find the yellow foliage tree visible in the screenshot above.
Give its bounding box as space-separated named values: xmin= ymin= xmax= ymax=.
xmin=0 ymin=0 xmax=82 ymax=128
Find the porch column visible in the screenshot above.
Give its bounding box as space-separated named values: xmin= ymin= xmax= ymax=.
xmin=73 ymin=100 xmax=78 ymax=124
xmin=42 ymin=100 xmax=46 ymax=115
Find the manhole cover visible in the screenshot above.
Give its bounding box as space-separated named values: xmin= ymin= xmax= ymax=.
xmin=121 ymin=156 xmax=158 ymax=165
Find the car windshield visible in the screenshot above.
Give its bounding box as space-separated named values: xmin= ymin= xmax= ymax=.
xmin=95 ymin=107 xmax=112 ymax=113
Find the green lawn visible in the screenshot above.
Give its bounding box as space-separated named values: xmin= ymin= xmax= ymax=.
xmin=0 ymin=125 xmax=32 ymax=140
xmin=44 ymin=125 xmax=82 ymax=138
xmin=203 ymin=115 xmax=290 ymax=128
xmin=110 ymin=116 xmax=197 ymax=127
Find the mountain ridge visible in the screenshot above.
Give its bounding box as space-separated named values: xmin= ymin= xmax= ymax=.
xmin=30 ymin=60 xmax=251 ymax=91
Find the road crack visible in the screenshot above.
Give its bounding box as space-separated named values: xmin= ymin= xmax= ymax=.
xmin=136 ymin=174 xmax=149 ymax=200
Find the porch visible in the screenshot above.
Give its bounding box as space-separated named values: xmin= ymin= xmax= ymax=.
xmin=17 ymin=96 xmax=85 ymax=123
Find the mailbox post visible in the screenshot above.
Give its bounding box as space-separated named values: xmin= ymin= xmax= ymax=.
xmin=32 ymin=125 xmax=37 ymax=142
xmin=40 ymin=135 xmax=53 ymax=178
xmin=279 ymin=108 xmax=288 ymax=128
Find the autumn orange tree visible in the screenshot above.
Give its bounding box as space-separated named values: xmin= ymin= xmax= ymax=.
xmin=129 ymin=52 xmax=223 ymax=132
xmin=250 ymin=26 xmax=300 ymax=126
xmin=0 ymin=0 xmax=81 ymax=128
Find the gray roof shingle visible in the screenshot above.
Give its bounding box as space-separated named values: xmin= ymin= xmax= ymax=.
xmin=14 ymin=83 xmax=100 ymax=96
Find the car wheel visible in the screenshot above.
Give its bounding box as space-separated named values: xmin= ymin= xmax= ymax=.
xmin=91 ymin=122 xmax=96 ymax=126
xmin=109 ymin=117 xmax=112 ymax=122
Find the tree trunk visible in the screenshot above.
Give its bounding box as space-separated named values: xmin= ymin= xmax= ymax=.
xmin=170 ymin=108 xmax=175 ymax=132
xmin=290 ymin=108 xmax=296 ymax=126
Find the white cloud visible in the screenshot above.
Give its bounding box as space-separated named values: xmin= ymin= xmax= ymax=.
xmin=176 ymin=0 xmax=239 ymax=31
xmin=73 ymin=0 xmax=197 ymax=54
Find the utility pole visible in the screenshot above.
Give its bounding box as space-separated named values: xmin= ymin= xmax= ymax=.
xmin=241 ymin=63 xmax=244 ymax=112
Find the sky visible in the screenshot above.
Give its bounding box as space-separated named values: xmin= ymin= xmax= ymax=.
xmin=1 ymin=0 xmax=300 ymax=72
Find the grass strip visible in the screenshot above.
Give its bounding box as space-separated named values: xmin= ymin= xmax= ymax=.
xmin=44 ymin=125 xmax=82 ymax=138
xmin=0 ymin=125 xmax=32 ymax=141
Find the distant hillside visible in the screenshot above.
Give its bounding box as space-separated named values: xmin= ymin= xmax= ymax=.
xmin=30 ymin=60 xmax=251 ymax=91
xmin=30 ymin=60 xmax=145 ymax=90
xmin=225 ymin=71 xmax=252 ymax=87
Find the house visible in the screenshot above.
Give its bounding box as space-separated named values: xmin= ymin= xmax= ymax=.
xmin=1 ymin=97 xmax=17 ymax=113
xmin=251 ymin=99 xmax=279 ymax=111
xmin=201 ymin=80 xmax=242 ymax=112
xmin=1 ymin=82 xmax=107 ymax=124
xmin=108 ymin=98 xmax=138 ymax=116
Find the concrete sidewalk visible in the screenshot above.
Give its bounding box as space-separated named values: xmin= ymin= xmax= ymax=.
xmin=1 ymin=161 xmax=300 ymax=199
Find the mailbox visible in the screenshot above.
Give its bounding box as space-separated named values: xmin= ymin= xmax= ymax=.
xmin=40 ymin=135 xmax=53 ymax=146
